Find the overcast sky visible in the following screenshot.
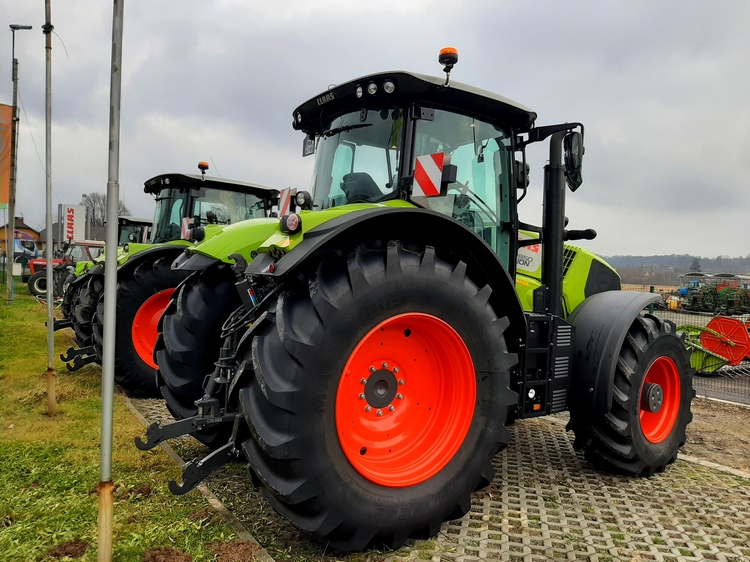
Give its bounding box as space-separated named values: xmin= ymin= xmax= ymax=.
xmin=2 ymin=1 xmax=749 ymax=258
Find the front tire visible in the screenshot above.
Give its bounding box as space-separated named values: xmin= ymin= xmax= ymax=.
xmin=156 ymin=264 xmax=241 ymax=448
xmin=573 ymin=314 xmax=694 ymax=476
xmin=72 ymin=273 xmax=104 ymax=345
xmin=91 ymin=256 xmax=190 ymax=397
xmin=238 ymin=242 xmax=518 ymax=551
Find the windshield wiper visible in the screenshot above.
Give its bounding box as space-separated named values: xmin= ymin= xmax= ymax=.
xmin=322 ymin=123 xmax=372 ymax=138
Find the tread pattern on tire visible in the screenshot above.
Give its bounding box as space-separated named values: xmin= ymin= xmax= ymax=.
xmin=236 ymin=241 xmax=518 ymax=551
xmin=156 ymin=264 xmax=241 ymax=448
xmin=71 ymin=273 xmax=103 ymax=345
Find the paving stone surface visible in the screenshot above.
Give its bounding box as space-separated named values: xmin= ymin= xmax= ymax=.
xmin=131 ymin=399 xmax=750 ymax=562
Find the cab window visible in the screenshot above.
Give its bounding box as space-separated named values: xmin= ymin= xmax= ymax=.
xmin=411 ymin=109 xmax=512 ymax=262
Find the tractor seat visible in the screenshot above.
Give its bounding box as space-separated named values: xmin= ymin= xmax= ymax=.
xmin=341 ymin=172 xmax=382 ymax=203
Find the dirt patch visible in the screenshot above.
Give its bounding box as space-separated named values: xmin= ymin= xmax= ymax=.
xmin=124 ymin=484 xmax=153 ymax=499
xmin=682 ymin=397 xmax=750 ymax=472
xmin=208 ymin=540 xmax=261 ymax=562
xmin=142 ymin=546 xmax=192 ymax=562
xmin=48 ymin=539 xmax=89 ymax=559
xmin=187 ymin=507 xmax=215 ymax=523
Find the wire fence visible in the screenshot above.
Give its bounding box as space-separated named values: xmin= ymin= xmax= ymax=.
xmin=646 ymin=298 xmax=750 ymax=406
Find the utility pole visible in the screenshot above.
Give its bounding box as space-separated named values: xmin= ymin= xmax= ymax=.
xmin=5 ymin=24 xmax=33 ymax=303
xmin=43 ymin=1 xmax=57 ymax=416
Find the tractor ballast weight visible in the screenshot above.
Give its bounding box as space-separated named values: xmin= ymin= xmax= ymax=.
xmin=141 ymin=53 xmax=694 ymax=552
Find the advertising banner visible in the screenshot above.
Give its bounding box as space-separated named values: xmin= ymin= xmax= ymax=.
xmin=58 ymin=204 xmax=88 ymax=242
xmin=0 ymin=104 xmax=12 ymax=210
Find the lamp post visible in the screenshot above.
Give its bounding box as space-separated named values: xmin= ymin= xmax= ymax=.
xmin=5 ymin=24 xmax=33 ymax=302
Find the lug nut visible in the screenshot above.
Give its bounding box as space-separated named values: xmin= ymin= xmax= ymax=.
xmin=397 ymin=393 xmax=403 ymax=400
xmin=388 ymin=405 xmax=395 ymax=411
xmin=382 ymin=362 xmax=389 ymax=369
xmin=398 ymin=379 xmax=405 ymax=385
xmin=360 ymin=378 xmax=367 ymax=385
xmin=365 ymin=406 xmax=372 ymax=412
xmin=369 ymin=366 xmax=376 ymax=372
xmin=376 ymin=409 xmax=383 ymax=417
xmin=393 ymin=367 xmax=399 ymax=374
xmin=359 ymin=393 xmax=365 ymax=400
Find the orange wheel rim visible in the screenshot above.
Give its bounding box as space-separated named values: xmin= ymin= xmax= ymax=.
xmin=639 ymin=356 xmax=680 ymax=443
xmin=131 ymin=288 xmax=175 ymax=369
xmin=335 ymin=313 xmax=476 ymax=487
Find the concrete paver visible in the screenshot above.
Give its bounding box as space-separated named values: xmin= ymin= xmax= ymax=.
xmin=131 ymin=398 xmax=750 ymax=562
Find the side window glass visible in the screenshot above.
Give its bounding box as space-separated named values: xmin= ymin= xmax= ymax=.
xmin=170 ymin=199 xmax=183 ymax=226
xmin=411 ymin=109 xmax=511 ymax=259
xmin=328 ymin=143 xmax=354 ymax=207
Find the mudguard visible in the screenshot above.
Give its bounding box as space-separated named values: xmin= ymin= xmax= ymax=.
xmin=250 ymin=206 xmax=527 ymax=348
xmin=67 ymin=263 xmax=103 ymax=292
xmin=116 ymin=244 xmax=187 ymax=277
xmin=567 ymin=290 xmax=660 ymax=416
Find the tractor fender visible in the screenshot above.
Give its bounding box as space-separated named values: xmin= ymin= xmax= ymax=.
xmin=68 ymin=263 xmax=103 ymax=291
xmin=116 ymin=244 xmax=187 ymax=278
xmin=567 ymin=290 xmax=660 ymax=416
xmin=258 ymin=206 xmax=526 ymax=346
xmin=230 ymin=207 xmax=526 ymax=403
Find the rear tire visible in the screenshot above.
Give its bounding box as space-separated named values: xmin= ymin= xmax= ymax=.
xmin=91 ymin=256 xmax=190 ymax=397
xmin=156 ymin=264 xmax=241 ymax=448
xmin=573 ymin=314 xmax=694 ymax=476
xmin=237 ymin=242 xmax=518 ymax=551
xmin=61 ymin=273 xmax=82 ymax=320
xmin=27 ymin=271 xmax=47 ymax=297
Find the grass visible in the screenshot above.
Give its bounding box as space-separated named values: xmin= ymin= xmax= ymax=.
xmin=0 ymin=280 xmax=236 ymax=561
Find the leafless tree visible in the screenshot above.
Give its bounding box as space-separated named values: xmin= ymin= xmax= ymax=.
xmin=82 ymin=192 xmax=132 ymax=226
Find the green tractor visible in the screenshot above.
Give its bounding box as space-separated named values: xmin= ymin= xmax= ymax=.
xmin=58 ymin=165 xmax=278 ymax=397
xmin=138 ymin=50 xmax=695 ymax=551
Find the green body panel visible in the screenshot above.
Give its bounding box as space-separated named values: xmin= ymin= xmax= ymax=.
xmin=514 ymin=236 xmax=620 ymax=318
xmin=187 ymin=201 xmax=415 ymax=263
xmin=184 ymin=218 xmax=280 ymax=262
xmin=258 ymin=200 xmax=415 ymax=256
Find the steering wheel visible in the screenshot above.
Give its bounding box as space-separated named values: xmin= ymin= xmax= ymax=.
xmin=447 ymin=182 xmax=498 ymax=224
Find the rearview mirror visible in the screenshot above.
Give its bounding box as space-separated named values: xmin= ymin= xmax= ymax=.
xmin=564 ymin=131 xmax=583 ymax=191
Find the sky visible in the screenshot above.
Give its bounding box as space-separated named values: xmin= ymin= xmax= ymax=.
xmin=1 ymin=0 xmax=749 ymax=259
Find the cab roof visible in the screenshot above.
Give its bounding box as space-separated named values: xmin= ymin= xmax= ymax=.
xmin=117 ymin=216 xmax=152 ymax=226
xmin=144 ymin=173 xmax=279 ymax=198
xmin=293 ymin=71 xmax=537 ymax=136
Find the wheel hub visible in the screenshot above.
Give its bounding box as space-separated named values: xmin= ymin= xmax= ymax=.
xmin=641 ymin=382 xmax=664 ymax=413
xmin=363 ymin=368 xmax=398 ymax=409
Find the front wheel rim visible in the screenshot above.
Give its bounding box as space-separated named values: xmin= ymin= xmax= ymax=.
xmin=131 ymin=288 xmax=175 ymax=369
xmin=639 ymin=356 xmax=681 ymax=443
xmin=335 ymin=312 xmax=476 ymax=487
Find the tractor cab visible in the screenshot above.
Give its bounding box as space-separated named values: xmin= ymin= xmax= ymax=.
xmin=144 ymin=172 xmax=278 ymax=243
xmin=293 ymin=53 xmax=601 ymax=319
xmin=118 ymin=216 xmax=153 ymax=245
xmin=295 ymin=68 xmax=536 ymax=271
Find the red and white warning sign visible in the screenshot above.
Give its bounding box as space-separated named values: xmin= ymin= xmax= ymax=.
xmin=413 ymin=153 xmax=445 ymax=197
xmin=278 ymin=187 xmax=292 ymax=216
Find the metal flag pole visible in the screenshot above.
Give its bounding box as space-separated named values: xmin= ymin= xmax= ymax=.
xmin=98 ymin=1 xmax=124 ymax=560
xmin=43 ymin=0 xmax=56 ymax=417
